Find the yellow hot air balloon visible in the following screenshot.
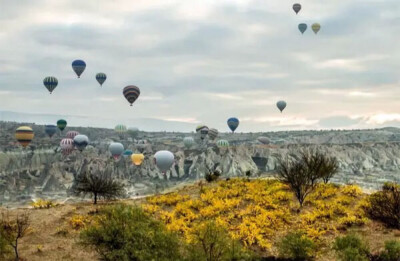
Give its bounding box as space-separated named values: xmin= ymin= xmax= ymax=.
xmin=131 ymin=154 xmax=144 ymax=166
xmin=15 ymin=126 xmax=34 ymax=148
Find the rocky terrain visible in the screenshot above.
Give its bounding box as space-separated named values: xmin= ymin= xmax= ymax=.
xmin=1 ymin=121 xmax=400 ymax=205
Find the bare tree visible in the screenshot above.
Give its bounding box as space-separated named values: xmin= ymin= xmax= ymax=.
xmin=72 ymin=162 xmax=126 ymax=204
xmin=0 ymin=211 xmax=31 ymax=261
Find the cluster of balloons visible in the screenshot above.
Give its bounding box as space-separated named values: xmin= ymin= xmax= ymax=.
xmin=42 ymin=59 xmax=141 ymax=107
xmin=293 ymin=3 xmax=321 ymax=34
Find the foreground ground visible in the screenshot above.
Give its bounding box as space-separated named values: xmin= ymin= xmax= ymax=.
xmin=1 ymin=178 xmax=400 ymax=260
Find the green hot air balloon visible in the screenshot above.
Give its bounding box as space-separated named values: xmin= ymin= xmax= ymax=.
xmin=298 ymin=23 xmax=307 ymax=34
xmin=312 ymin=23 xmax=321 ymax=34
xmin=183 ymin=137 xmax=195 ymax=149
xmin=216 ymin=139 xmax=229 ymax=148
xmin=57 ymin=119 xmax=67 ymax=132
xmin=115 ymin=124 xmax=127 ymax=134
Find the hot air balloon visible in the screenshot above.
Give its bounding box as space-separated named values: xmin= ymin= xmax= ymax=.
xmin=57 ymin=119 xmax=67 ymax=132
xmin=216 ymin=139 xmax=229 ymax=148
xmin=123 ymin=150 xmax=133 ymax=158
xmin=208 ymin=128 xmax=218 ymax=140
xmin=74 ymin=134 xmax=89 ymax=151
xmin=72 ymin=60 xmax=86 ymax=78
xmin=196 ymin=125 xmax=207 ymax=133
xmin=227 ymin=117 xmax=239 ymax=133
xmin=43 ymin=76 xmax=58 ymax=94
xmin=96 ymin=73 xmax=107 ymax=86
xmin=131 ymin=154 xmax=145 ymax=166
xmin=60 ymin=138 xmax=74 ymax=155
xmin=183 ymin=137 xmax=195 ymax=149
xmin=154 ymin=150 xmax=174 ymax=173
xmin=277 ymin=101 xmax=287 ymax=113
xmin=257 ymin=136 xmax=270 ymax=145
xmin=115 ymin=124 xmax=127 ymax=133
xmin=293 ymin=3 xmax=301 ymax=14
xmin=109 ymin=142 xmax=124 ymax=160
xmin=298 ymin=23 xmax=307 ymax=34
xmin=123 ymin=85 xmax=140 ymax=106
xmin=312 ymin=23 xmax=321 ymax=34
xmin=136 ymin=140 xmax=147 ymax=153
xmin=66 ymin=131 xmax=79 ymax=140
xmin=15 ymin=126 xmax=34 ymax=148
xmin=199 ymin=126 xmax=209 ymax=140
xmin=45 ymin=125 xmax=57 ymax=138
xmin=128 ymin=127 xmax=139 ymax=135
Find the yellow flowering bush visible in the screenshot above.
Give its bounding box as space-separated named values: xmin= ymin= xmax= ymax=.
xmin=341 ymin=185 xmax=362 ymax=197
xmin=69 ymin=214 xmax=92 ymax=230
xmin=31 ymin=198 xmax=58 ymax=209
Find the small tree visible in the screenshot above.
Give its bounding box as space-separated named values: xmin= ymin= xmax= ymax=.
xmin=0 ymin=211 xmax=31 ymax=261
xmin=72 ymin=167 xmax=126 ymax=204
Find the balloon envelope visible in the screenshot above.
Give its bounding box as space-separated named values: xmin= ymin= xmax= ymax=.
xmin=72 ymin=60 xmax=86 ymax=78
xmin=45 ymin=125 xmax=57 ymax=138
xmin=154 ymin=150 xmax=174 ymax=173
xmin=66 ymin=131 xmax=79 ymax=140
xmin=208 ymin=128 xmax=219 ymax=140
xmin=43 ymin=76 xmax=58 ymax=94
xmin=131 ymin=154 xmax=145 ymax=166
xmin=15 ymin=126 xmax=34 ymax=148
xmin=123 ymin=85 xmax=140 ymax=106
xmin=312 ymin=23 xmax=321 ymax=34
xmin=216 ymin=139 xmax=229 ymax=148
xmin=109 ymin=142 xmax=124 ymax=160
xmin=293 ymin=3 xmax=301 ymax=14
xmin=123 ymin=150 xmax=133 ymax=158
xmin=57 ymin=119 xmax=67 ymax=131
xmin=227 ymin=118 xmax=239 ymax=132
xmin=115 ymin=124 xmax=127 ymax=134
xmin=96 ymin=73 xmax=107 ymax=86
xmin=298 ymin=23 xmax=307 ymax=34
xmin=60 ymin=138 xmax=74 ymax=155
xmin=74 ymin=134 xmax=89 ymax=151
xmin=277 ymin=101 xmax=287 ymax=112
xmin=257 ymin=136 xmax=270 ymax=145
xmin=183 ymin=137 xmax=195 ymax=148
xmin=199 ymin=127 xmax=209 ymax=140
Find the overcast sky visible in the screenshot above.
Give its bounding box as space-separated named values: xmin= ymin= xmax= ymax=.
xmin=0 ymin=0 xmax=399 ymax=132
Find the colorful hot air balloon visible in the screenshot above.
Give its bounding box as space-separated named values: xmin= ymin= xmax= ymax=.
xmin=66 ymin=131 xmax=79 ymax=140
xmin=123 ymin=85 xmax=140 ymax=106
xmin=154 ymin=150 xmax=174 ymax=173
xmin=15 ymin=126 xmax=34 ymax=148
xmin=131 ymin=153 xmax=145 ymax=166
xmin=74 ymin=134 xmax=89 ymax=151
xmin=298 ymin=23 xmax=307 ymax=34
xmin=45 ymin=125 xmax=57 ymax=138
xmin=43 ymin=76 xmax=58 ymax=94
xmin=123 ymin=150 xmax=133 ymax=158
xmin=208 ymin=128 xmax=218 ymax=140
xmin=72 ymin=60 xmax=86 ymax=78
xmin=200 ymin=126 xmax=209 ymax=140
xmin=109 ymin=142 xmax=124 ymax=160
xmin=277 ymin=101 xmax=287 ymax=113
xmin=257 ymin=136 xmax=270 ymax=145
xmin=196 ymin=125 xmax=207 ymax=133
xmin=96 ymin=73 xmax=107 ymax=86
xmin=60 ymin=138 xmax=74 ymax=155
xmin=57 ymin=119 xmax=67 ymax=132
xmin=216 ymin=139 xmax=229 ymax=148
xmin=115 ymin=124 xmax=127 ymax=134
xmin=227 ymin=118 xmax=239 ymax=133
xmin=312 ymin=23 xmax=321 ymax=34
xmin=183 ymin=137 xmax=195 ymax=149
xmin=293 ymin=3 xmax=301 ymax=14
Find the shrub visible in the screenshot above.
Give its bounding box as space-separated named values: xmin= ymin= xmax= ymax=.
xmin=31 ymin=198 xmax=57 ymax=209
xmin=205 ymin=170 xmax=221 ymax=183
xmin=364 ymin=183 xmax=400 ymax=228
xmin=69 ymin=215 xmax=91 ymax=230
xmin=80 ymin=204 xmax=182 ymax=261
xmin=333 ymin=234 xmax=370 ymax=261
xmin=379 ymin=240 xmax=400 ymax=261
xmin=278 ymin=231 xmax=316 ymax=260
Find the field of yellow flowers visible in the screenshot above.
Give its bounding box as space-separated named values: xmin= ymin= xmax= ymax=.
xmin=143 ymin=178 xmax=370 ymax=257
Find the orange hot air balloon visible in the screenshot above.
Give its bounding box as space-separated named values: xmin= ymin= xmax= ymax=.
xmin=131 ymin=154 xmax=144 ymax=166
xmin=15 ymin=126 xmax=34 ymax=148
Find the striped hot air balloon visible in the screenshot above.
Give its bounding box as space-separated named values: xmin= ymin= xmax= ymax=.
xmin=115 ymin=124 xmax=127 ymax=134
xmin=72 ymin=60 xmax=86 ymax=78
xmin=96 ymin=73 xmax=107 ymax=86
xmin=43 ymin=76 xmax=58 ymax=94
xmin=208 ymin=128 xmax=218 ymax=140
xmin=216 ymin=139 xmax=229 ymax=148
xmin=66 ymin=131 xmax=79 ymax=140
xmin=60 ymin=138 xmax=74 ymax=155
xmin=123 ymin=85 xmax=140 ymax=106
xmin=15 ymin=126 xmax=34 ymax=148
xmin=57 ymin=119 xmax=67 ymax=131
xmin=183 ymin=137 xmax=195 ymax=149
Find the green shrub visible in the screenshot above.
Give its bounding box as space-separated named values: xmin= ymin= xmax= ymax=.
xmin=278 ymin=231 xmax=315 ymax=260
xmin=205 ymin=170 xmax=221 ymax=183
xmin=333 ymin=234 xmax=369 ymax=261
xmin=80 ymin=204 xmax=182 ymax=261
xmin=364 ymin=183 xmax=400 ymax=228
xmin=379 ymin=240 xmax=400 ymax=261
xmin=185 ymin=221 xmax=252 ymax=261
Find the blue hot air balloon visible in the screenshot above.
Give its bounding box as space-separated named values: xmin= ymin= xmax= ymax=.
xmin=277 ymin=100 xmax=287 ymax=113
xmin=227 ymin=117 xmax=239 ymax=133
xmin=96 ymin=73 xmax=107 ymax=86
xmin=298 ymin=23 xmax=307 ymax=34
xmin=45 ymin=125 xmax=57 ymax=138
xmin=43 ymin=76 xmax=58 ymax=94
xmin=72 ymin=60 xmax=86 ymax=78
